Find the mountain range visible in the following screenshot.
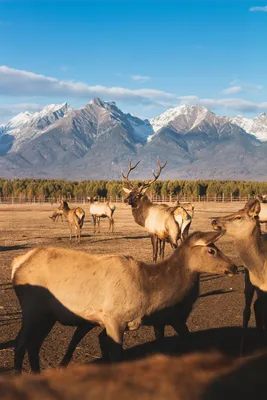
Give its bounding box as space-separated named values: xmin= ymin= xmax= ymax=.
xmin=0 ymin=98 xmax=267 ymax=180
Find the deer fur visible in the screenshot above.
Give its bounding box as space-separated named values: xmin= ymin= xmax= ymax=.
xmin=122 ymin=160 xmax=191 ymax=262
xmin=87 ymin=197 xmax=116 ymax=233
xmin=12 ymin=230 xmax=236 ymax=372
xmin=255 ymin=195 xmax=267 ymax=223
xmin=2 ymin=351 xmax=267 ymax=399
xmin=58 ymin=200 xmax=85 ymax=243
xmin=176 ymin=200 xmax=195 ymax=218
xmin=49 ymin=208 xmax=64 ymax=222
xmin=211 ymin=199 xmax=267 ymax=346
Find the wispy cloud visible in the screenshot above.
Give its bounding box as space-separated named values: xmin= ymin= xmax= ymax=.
xmin=249 ymin=6 xmax=267 ymax=12
xmin=0 ymin=66 xmax=171 ymax=105
xmin=131 ymin=75 xmax=151 ymax=82
xmin=221 ymin=86 xmax=242 ymax=95
xmin=59 ymin=65 xmax=70 ymax=72
xmin=0 ymin=103 xmax=42 ymax=120
xmin=178 ymin=95 xmax=267 ymax=113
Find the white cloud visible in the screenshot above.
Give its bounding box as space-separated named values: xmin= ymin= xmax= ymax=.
xmin=0 ymin=66 xmax=168 ymax=104
xmin=178 ymin=96 xmax=267 ymax=113
xmin=0 ymin=103 xmax=42 ymax=122
xmin=131 ymin=75 xmax=151 ymax=82
xmin=221 ymin=86 xmax=242 ymax=95
xmin=249 ymin=6 xmax=267 ymax=12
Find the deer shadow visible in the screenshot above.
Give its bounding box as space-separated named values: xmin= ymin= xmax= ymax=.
xmin=0 ymin=245 xmax=28 ymax=252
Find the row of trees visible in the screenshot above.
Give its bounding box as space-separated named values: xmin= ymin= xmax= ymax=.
xmin=0 ymin=178 xmax=267 ymax=200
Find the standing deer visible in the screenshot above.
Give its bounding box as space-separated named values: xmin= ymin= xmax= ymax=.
xmin=176 ymin=200 xmax=195 ymax=219
xmin=12 ymin=230 xmax=236 ymax=372
xmin=211 ymin=198 xmax=267 ymax=345
xmin=49 ymin=208 xmax=64 ymax=222
xmin=58 ymin=200 xmax=85 ymax=243
xmin=87 ymin=197 xmax=116 ymax=234
xmin=122 ymin=160 xmax=191 ymax=262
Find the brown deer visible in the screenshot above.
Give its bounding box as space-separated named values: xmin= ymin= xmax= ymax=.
xmin=12 ymin=230 xmax=236 ymax=372
xmin=211 ymin=198 xmax=267 ymax=345
xmin=87 ymin=197 xmax=116 ymax=234
xmin=176 ymin=200 xmax=195 ymax=218
xmin=122 ymin=160 xmax=191 ymax=262
xmin=3 ymin=351 xmax=267 ymax=400
xmin=58 ymin=200 xmax=85 ymax=243
xmin=255 ymin=194 xmax=267 ymax=225
xmin=49 ymin=207 xmax=64 ymax=222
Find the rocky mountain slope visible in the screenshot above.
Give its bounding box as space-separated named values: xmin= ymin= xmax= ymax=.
xmin=0 ymin=99 xmax=266 ymax=180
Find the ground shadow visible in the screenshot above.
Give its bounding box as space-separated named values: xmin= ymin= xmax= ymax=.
xmin=0 ymin=245 xmax=28 ymax=252
xmin=199 ymin=289 xmax=237 ymax=298
xmin=94 ymin=327 xmax=265 ymax=364
xmin=0 ymin=339 xmax=15 ymax=350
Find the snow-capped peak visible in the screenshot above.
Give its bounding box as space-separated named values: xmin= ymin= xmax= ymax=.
xmin=150 ymin=104 xmax=212 ymax=133
xmin=228 ymin=113 xmax=267 ymax=142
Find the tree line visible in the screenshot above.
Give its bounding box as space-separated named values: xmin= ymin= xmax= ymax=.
xmin=0 ymin=178 xmax=266 ymax=201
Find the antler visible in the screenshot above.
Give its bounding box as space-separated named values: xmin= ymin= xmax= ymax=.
xmin=138 ymin=159 xmax=167 ymax=192
xmin=121 ymin=160 xmax=140 ymax=189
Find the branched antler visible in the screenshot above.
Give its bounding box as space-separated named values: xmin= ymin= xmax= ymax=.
xmin=138 ymin=159 xmax=167 ymax=193
xmin=121 ymin=160 xmax=140 ymax=188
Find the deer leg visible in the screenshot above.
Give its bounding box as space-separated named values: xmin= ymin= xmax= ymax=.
xmin=27 ymin=316 xmax=56 ymax=373
xmin=97 ymin=217 xmax=100 ymax=233
xmin=151 ymin=234 xmax=158 ymax=263
xmin=105 ymin=321 xmax=126 ymax=361
xmin=171 ymin=320 xmax=190 ymax=336
xmin=159 ymin=240 xmax=165 ymax=261
xmin=14 ymin=324 xmax=27 ymax=373
xmin=111 ymin=217 xmax=114 ymax=234
xmin=69 ymin=223 xmax=72 ymax=242
xmin=60 ymin=323 xmax=95 ymax=366
xmin=98 ymin=329 xmax=110 ymax=360
xmin=92 ymin=216 xmax=96 ymax=234
xmin=240 ymin=269 xmax=255 ymax=355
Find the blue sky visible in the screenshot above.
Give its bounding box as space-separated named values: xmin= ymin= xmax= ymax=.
xmin=0 ymin=0 xmax=267 ymax=122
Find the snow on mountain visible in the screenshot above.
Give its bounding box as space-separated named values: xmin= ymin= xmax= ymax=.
xmin=0 ymin=103 xmax=72 ymax=152
xmin=126 ymin=113 xmax=154 ymax=143
xmin=229 ymin=113 xmax=267 ymax=142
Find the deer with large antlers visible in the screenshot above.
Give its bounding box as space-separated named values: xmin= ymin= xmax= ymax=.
xmin=122 ymin=160 xmax=192 ymax=262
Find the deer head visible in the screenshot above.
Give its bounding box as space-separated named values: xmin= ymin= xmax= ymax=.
xmin=122 ymin=160 xmax=167 ymax=208
xmin=211 ymin=198 xmax=261 ymax=238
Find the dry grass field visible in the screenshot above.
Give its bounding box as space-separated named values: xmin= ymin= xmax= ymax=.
xmin=0 ymin=201 xmax=265 ymax=374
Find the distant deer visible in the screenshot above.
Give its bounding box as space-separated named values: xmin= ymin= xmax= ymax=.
xmin=58 ymin=200 xmax=85 ymax=243
xmin=12 ymin=230 xmax=236 ymax=372
xmin=49 ymin=208 xmax=64 ymax=222
xmin=87 ymin=197 xmax=116 ymax=234
xmin=176 ymin=200 xmax=195 ymax=219
xmin=122 ymin=160 xmax=191 ymax=261
xmin=211 ymin=198 xmax=267 ymax=347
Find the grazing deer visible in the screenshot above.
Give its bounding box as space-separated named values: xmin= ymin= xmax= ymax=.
xmin=211 ymin=198 xmax=267 ymax=345
xmin=12 ymin=230 xmax=236 ymax=372
xmin=87 ymin=197 xmax=116 ymax=234
xmin=49 ymin=208 xmax=64 ymax=222
xmin=122 ymin=160 xmax=191 ymax=262
xmin=58 ymin=200 xmax=85 ymax=243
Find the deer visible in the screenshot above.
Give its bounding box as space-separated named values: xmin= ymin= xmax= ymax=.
xmin=12 ymin=230 xmax=236 ymax=372
xmin=87 ymin=196 xmax=116 ymax=234
xmin=255 ymin=194 xmax=267 ymax=226
xmin=58 ymin=200 xmax=85 ymax=243
xmin=211 ymin=198 xmax=267 ymax=348
xmin=122 ymin=160 xmax=192 ymax=262
xmin=176 ymin=200 xmax=195 ymax=219
xmin=49 ymin=208 xmax=64 ymax=222
xmin=3 ymin=351 xmax=267 ymax=400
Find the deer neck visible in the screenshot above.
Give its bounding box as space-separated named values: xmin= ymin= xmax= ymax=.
xmin=235 ymin=225 xmax=267 ymax=290
xmin=132 ymin=195 xmax=153 ymax=228
xmin=142 ymin=249 xmax=198 ymax=315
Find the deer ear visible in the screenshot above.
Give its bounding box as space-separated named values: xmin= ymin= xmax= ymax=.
xmin=245 ymin=198 xmax=261 ymax=218
xmin=122 ymin=187 xmax=132 ymax=194
xmin=191 ymin=231 xmax=225 ymax=246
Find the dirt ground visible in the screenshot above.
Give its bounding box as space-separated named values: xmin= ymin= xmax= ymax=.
xmin=0 ymin=201 xmax=265 ymax=374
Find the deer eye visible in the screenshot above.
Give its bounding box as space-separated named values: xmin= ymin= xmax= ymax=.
xmin=235 ymin=216 xmax=242 ymax=221
xmin=208 ymin=248 xmax=215 ymax=255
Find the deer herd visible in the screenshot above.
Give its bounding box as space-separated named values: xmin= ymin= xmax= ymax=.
xmin=2 ymin=159 xmax=267 ymax=394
